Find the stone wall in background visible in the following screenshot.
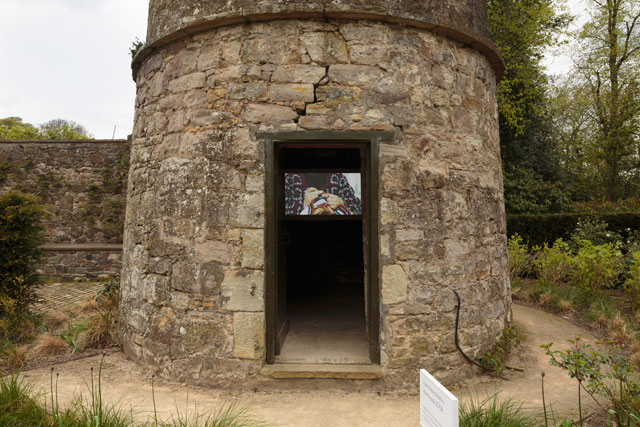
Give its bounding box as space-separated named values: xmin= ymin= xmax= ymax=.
xmin=41 ymin=245 xmax=123 ymax=280
xmin=0 ymin=140 xmax=130 ymax=279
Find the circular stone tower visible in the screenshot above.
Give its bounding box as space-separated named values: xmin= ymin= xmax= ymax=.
xmin=120 ymin=0 xmax=511 ymax=389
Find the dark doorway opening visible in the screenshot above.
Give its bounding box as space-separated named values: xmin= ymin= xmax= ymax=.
xmin=264 ymin=132 xmax=386 ymax=366
xmin=274 ymin=145 xmax=369 ymax=364
xmin=278 ymin=220 xmax=368 ymax=363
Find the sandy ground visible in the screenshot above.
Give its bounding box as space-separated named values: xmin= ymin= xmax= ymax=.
xmin=20 ymin=304 xmax=600 ymax=426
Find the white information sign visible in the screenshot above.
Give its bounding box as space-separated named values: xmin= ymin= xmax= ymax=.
xmin=420 ymin=369 xmax=459 ymax=427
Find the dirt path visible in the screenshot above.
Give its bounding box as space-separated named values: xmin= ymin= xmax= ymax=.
xmin=20 ymin=304 xmax=599 ymax=426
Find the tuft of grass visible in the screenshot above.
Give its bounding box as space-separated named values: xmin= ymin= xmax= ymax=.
xmin=158 ymin=401 xmax=267 ymax=427
xmin=82 ymin=310 xmax=118 ymax=350
xmin=460 ymin=394 xmax=538 ymax=427
xmin=1 ymin=343 xmax=27 ymax=370
xmin=538 ymin=292 xmax=554 ymax=307
xmin=0 ymin=373 xmax=50 ymax=426
xmin=33 ymin=333 xmax=68 ymax=357
xmin=609 ymin=313 xmax=635 ymax=347
xmin=43 ymin=310 xmax=69 ymax=331
xmin=556 ymin=298 xmax=574 ymax=312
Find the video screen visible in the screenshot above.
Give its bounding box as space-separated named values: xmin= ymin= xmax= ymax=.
xmin=284 ymin=173 xmax=362 ymax=216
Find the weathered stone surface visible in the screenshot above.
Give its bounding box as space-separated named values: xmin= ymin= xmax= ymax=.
xmin=298 ymin=115 xmax=331 ymax=130
xmin=241 ymin=229 xmax=264 ymax=269
xmin=328 ymin=64 xmax=384 ymax=85
xmin=243 ymin=103 xmax=298 ymax=123
xmin=168 ymin=72 xmax=206 ymax=93
xmin=195 ymin=240 xmax=233 ymax=265
xmin=233 ymin=312 xmax=264 ymax=359
xmin=268 ymin=84 xmax=315 ymax=103
xmin=382 ymin=265 xmax=408 ymax=304
xmin=271 ymin=65 xmax=326 ymax=84
xmin=221 ymin=270 xmax=264 ymax=311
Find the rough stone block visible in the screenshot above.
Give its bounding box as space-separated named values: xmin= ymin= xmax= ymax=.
xmin=328 ymin=64 xmax=384 ymax=85
xmin=196 ymin=240 xmax=233 ymax=265
xmin=168 ymin=73 xmax=206 ymax=93
xmin=300 ymin=32 xmax=349 ymax=65
xmin=271 ymin=65 xmax=326 ymax=84
xmin=241 ymin=229 xmax=264 ymax=269
xmin=243 ymin=103 xmax=298 ymax=123
xmin=268 ymin=84 xmax=315 ymax=103
xmin=229 ymin=193 xmax=264 ymax=228
xmin=233 ymin=312 xmax=265 ymax=359
xmin=171 ymin=261 xmax=200 ymax=293
xmin=382 ymin=264 xmax=408 ymax=304
xmin=222 ymin=270 xmax=264 ymax=311
xmin=298 ymin=115 xmax=331 ymax=130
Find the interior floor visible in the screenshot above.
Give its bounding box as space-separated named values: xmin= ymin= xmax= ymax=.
xmin=276 ymin=291 xmax=369 ymax=364
xmin=276 ymin=220 xmax=369 ymax=364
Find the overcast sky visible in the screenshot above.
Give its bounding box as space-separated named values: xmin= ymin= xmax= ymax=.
xmin=0 ymin=0 xmax=585 ymax=140
xmin=0 ymin=0 xmax=148 ymax=139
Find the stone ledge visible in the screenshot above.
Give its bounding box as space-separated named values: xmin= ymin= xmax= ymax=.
xmin=43 ymin=243 xmax=123 ymax=252
xmin=134 ymin=8 xmax=503 ymax=81
xmin=261 ymin=363 xmax=381 ymax=379
xmin=0 ymin=139 xmax=129 ymax=145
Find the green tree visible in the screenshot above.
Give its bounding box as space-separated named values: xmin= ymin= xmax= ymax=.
xmin=0 ymin=117 xmax=92 ymax=140
xmin=487 ymin=0 xmax=571 ymax=212
xmin=0 ymin=117 xmax=39 ymax=140
xmin=563 ymin=0 xmax=640 ymax=201
xmin=39 ymin=119 xmax=91 ymax=140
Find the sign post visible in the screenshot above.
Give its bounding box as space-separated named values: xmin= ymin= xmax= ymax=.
xmin=420 ymin=369 xmax=459 ymax=427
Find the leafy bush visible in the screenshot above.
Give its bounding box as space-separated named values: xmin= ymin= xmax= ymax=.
xmin=507 ymin=213 xmax=640 ymax=247
xmin=569 ymin=240 xmax=623 ymax=294
xmin=0 ymin=191 xmax=46 ymax=317
xmin=533 ymin=239 xmax=572 ymax=288
xmin=544 ymin=339 xmax=640 ymax=426
xmin=508 ymin=234 xmax=530 ymax=282
xmin=569 ymin=217 xmax=621 ymax=249
xmin=624 ymin=251 xmax=640 ymax=308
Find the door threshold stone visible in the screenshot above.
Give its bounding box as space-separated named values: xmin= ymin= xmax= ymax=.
xmin=261 ymin=363 xmax=381 ymax=380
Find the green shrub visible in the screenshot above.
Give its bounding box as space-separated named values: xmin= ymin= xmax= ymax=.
xmin=569 ymin=217 xmax=621 ymax=249
xmin=544 ymin=340 xmax=640 ymax=426
xmin=533 ymin=239 xmax=572 ymax=288
xmin=508 ymin=234 xmax=530 ymax=282
xmin=569 ymin=240 xmax=623 ymax=294
xmin=624 ymin=250 xmax=640 ymax=308
xmin=0 ymin=191 xmax=46 ymax=317
xmin=507 ymin=213 xmax=640 ymax=247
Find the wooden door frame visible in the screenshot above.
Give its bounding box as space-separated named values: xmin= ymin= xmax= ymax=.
xmin=260 ymin=130 xmax=392 ymax=365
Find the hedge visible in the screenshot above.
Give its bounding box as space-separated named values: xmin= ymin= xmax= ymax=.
xmin=507 ymin=213 xmax=640 ymax=247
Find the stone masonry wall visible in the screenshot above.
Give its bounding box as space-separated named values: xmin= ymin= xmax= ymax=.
xmin=121 ymin=18 xmax=510 ymax=389
xmin=0 ymin=140 xmax=130 ymax=278
xmin=41 ymin=245 xmax=123 ymax=280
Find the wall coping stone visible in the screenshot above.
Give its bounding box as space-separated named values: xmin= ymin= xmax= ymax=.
xmin=43 ymin=243 xmax=123 ymax=252
xmin=0 ymin=139 xmax=129 ymax=145
xmin=133 ymin=7 xmax=504 ymax=81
